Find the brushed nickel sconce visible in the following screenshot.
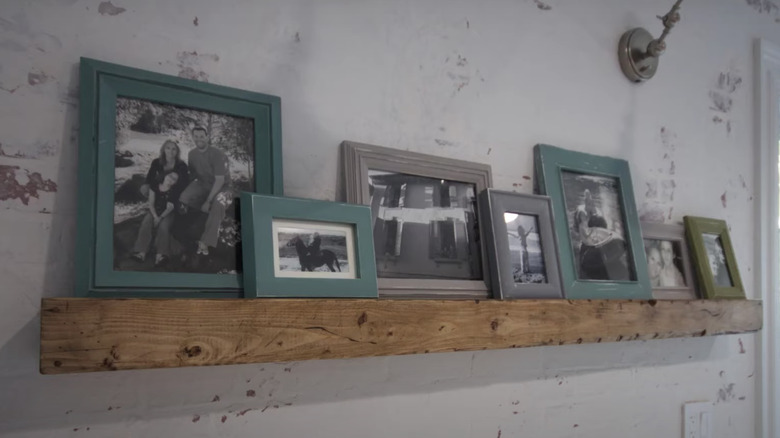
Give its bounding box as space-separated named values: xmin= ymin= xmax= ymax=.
xmin=618 ymin=0 xmax=683 ymax=83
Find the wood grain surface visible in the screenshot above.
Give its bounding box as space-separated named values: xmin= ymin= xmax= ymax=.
xmin=40 ymin=298 xmax=763 ymax=374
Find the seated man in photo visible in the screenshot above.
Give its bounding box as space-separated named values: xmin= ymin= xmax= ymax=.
xmin=178 ymin=126 xmax=232 ymax=256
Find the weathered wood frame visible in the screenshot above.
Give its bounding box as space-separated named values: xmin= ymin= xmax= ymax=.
xmin=479 ymin=189 xmax=564 ymax=299
xmin=640 ymin=222 xmax=698 ymax=300
xmin=684 ymin=216 xmax=745 ymax=299
xmin=341 ymin=141 xmax=493 ymax=298
xmin=240 ymin=193 xmax=378 ymax=298
xmin=533 ymin=144 xmax=652 ymax=299
xmin=75 ymin=57 xmax=283 ymax=298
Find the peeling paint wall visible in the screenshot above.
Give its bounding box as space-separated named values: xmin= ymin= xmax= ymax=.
xmin=0 ymin=0 xmax=770 ymax=437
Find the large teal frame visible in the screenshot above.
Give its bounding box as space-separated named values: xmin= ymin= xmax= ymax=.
xmin=533 ymin=144 xmax=651 ymax=299
xmin=240 ymin=193 xmax=378 ymax=298
xmin=75 ymin=58 xmax=283 ymax=298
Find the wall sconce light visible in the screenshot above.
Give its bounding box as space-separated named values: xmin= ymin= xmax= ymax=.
xmin=618 ymin=0 xmax=683 ymax=83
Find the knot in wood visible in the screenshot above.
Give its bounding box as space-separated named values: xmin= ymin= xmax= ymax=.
xmin=184 ymin=345 xmax=202 ymax=358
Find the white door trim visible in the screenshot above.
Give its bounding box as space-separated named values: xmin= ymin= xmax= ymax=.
xmin=756 ymin=38 xmax=780 ymax=438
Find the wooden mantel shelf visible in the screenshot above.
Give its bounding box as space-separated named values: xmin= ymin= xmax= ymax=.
xmin=40 ymin=298 xmax=762 ymax=374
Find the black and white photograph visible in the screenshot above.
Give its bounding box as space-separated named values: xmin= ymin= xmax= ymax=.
xmin=367 ymin=169 xmax=481 ymax=280
xmin=702 ymin=233 xmax=733 ymax=287
xmin=112 ymin=97 xmax=255 ymax=274
xmin=272 ymin=220 xmax=355 ymax=279
xmin=561 ymin=171 xmax=635 ymax=281
xmin=644 ymin=239 xmax=687 ymax=288
xmin=504 ymin=212 xmax=547 ymax=284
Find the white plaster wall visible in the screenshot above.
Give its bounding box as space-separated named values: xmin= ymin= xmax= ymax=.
xmin=0 ymin=0 xmax=772 ymax=436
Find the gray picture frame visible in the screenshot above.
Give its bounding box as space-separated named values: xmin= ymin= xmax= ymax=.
xmin=640 ymin=222 xmax=698 ymax=300
xmin=341 ymin=140 xmax=493 ymax=298
xmin=479 ymin=189 xmax=564 ymax=299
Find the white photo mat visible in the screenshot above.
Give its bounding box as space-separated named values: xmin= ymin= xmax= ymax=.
xmin=272 ymin=219 xmax=357 ymax=279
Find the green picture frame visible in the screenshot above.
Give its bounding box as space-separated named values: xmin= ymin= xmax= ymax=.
xmin=75 ymin=58 xmax=283 ymax=298
xmin=240 ymin=193 xmax=378 ymax=298
xmin=683 ymin=216 xmax=745 ymax=299
xmin=533 ymin=144 xmax=651 ymax=299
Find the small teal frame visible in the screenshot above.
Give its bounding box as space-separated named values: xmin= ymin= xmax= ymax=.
xmin=533 ymin=144 xmax=651 ymax=299
xmin=75 ymin=58 xmax=283 ymax=298
xmin=240 ymin=193 xmax=378 ymax=298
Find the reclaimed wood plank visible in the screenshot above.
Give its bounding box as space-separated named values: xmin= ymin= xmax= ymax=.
xmin=40 ymin=298 xmax=763 ymax=374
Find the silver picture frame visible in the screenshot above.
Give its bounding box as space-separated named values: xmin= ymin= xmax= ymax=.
xmin=341 ymin=140 xmax=493 ymax=298
xmin=479 ymin=189 xmax=564 ymax=299
xmin=640 ymin=222 xmax=698 ymax=300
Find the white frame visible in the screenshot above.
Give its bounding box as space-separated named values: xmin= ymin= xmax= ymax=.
xmin=756 ymin=38 xmax=780 ymax=438
xmin=272 ymin=219 xmax=357 ymax=280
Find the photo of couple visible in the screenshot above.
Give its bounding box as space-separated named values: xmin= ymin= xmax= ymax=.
xmin=644 ymin=239 xmax=687 ymax=288
xmin=112 ymin=97 xmax=255 ymax=274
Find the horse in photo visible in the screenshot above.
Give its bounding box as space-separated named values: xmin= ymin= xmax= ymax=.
xmin=287 ymin=235 xmax=342 ymax=272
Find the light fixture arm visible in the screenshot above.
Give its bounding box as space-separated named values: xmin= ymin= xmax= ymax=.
xmin=618 ymin=0 xmax=684 ymax=83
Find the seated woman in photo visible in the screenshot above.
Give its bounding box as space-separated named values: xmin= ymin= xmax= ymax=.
xmin=140 ymin=140 xmax=189 ymax=201
xmin=132 ymin=171 xmax=180 ymax=266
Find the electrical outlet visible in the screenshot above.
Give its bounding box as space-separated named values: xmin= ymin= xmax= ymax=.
xmin=683 ymin=401 xmax=713 ymax=438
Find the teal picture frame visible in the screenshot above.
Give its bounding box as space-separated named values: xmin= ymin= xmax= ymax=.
xmin=240 ymin=193 xmax=378 ymax=298
xmin=75 ymin=58 xmax=283 ymax=298
xmin=533 ymin=144 xmax=651 ymax=299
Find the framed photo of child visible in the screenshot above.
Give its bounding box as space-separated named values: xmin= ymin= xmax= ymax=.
xmin=75 ymin=58 xmax=282 ymax=297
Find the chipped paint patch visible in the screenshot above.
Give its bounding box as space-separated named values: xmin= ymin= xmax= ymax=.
xmin=639 ymin=205 xmax=666 ymax=223
xmin=434 ymin=139 xmax=455 ymax=147
xmin=717 ymin=383 xmax=736 ymax=403
xmin=721 ymin=191 xmax=727 ymax=208
xmin=295 ymin=32 xmax=301 ymax=43
xmin=246 ymin=390 xmax=256 ymax=397
xmin=746 ymin=0 xmax=780 ymax=15
xmin=738 ymin=338 xmax=745 ymax=354
xmin=211 ymin=395 xmax=220 ymax=402
xmin=191 ymin=415 xmax=200 ymax=423
xmin=533 ymin=0 xmax=552 ymax=10
xmin=193 ymin=16 xmax=198 ymax=26
xmin=709 ymin=70 xmax=742 ymax=135
xmin=27 ymin=70 xmax=52 ymax=86
xmin=642 ymin=127 xmax=678 ymax=222
xmin=98 ymin=1 xmax=126 ymax=16
xmin=0 ymin=165 xmax=57 ymax=205
xmin=175 ymin=51 xmax=219 ymax=82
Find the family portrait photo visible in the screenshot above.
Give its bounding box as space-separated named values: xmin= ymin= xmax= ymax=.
xmin=644 ymin=239 xmax=687 ymax=288
xmin=112 ymin=97 xmax=255 ymax=274
xmin=561 ymin=171 xmax=635 ymax=282
xmin=503 ymin=212 xmax=547 ymax=284
xmin=367 ymin=170 xmax=481 ymax=280
xmin=273 ymin=220 xmax=354 ymax=279
xmin=702 ymin=233 xmax=733 ymax=287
